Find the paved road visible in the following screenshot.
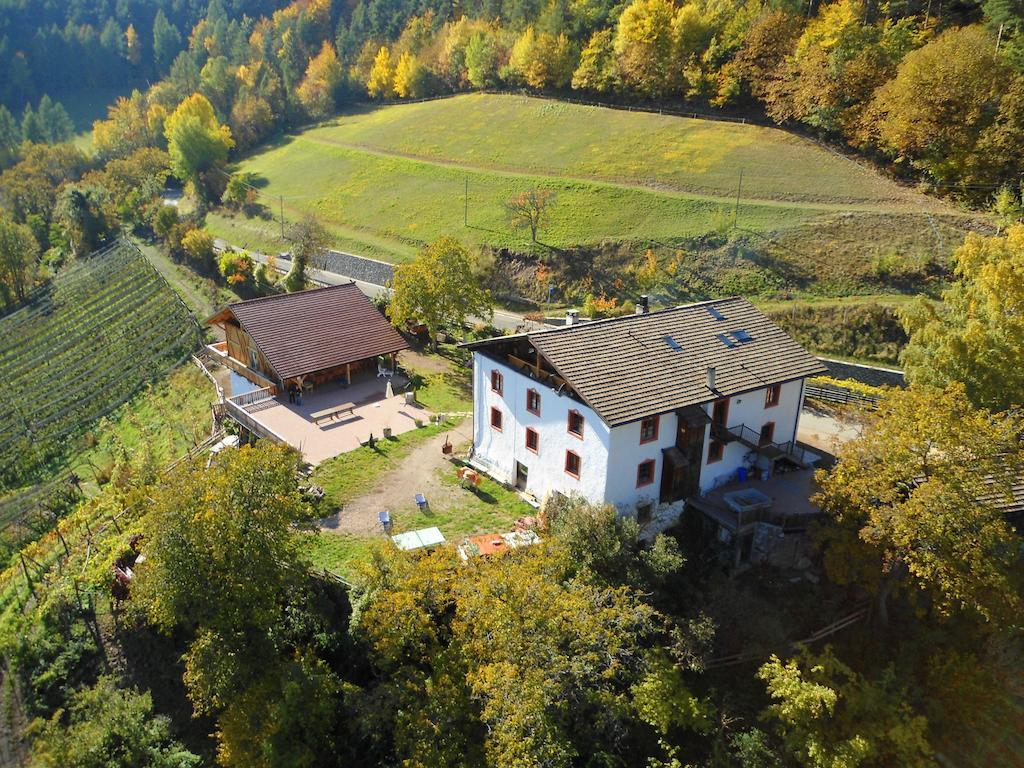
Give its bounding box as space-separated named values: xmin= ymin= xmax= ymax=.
xmin=215 ymin=239 xmax=539 ymax=333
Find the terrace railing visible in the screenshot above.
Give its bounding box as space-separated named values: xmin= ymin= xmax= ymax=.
xmin=228 ymin=386 xmax=276 ymax=410
xmin=223 ymin=398 xmax=289 ymax=445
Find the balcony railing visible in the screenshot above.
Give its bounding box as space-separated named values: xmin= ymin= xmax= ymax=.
xmin=713 ymin=422 xmax=812 ymax=467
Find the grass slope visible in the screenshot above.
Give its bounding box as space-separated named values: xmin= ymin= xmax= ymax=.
xmin=208 ymin=93 xmax=960 ymax=264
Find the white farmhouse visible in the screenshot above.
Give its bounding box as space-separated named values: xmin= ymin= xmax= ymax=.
xmin=463 ymin=297 xmax=827 ymax=527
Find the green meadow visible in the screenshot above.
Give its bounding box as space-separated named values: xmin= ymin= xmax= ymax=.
xmin=208 ymin=93 xmax=958 ymax=264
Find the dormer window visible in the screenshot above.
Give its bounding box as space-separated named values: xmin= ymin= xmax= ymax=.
xmin=568 ymin=410 xmax=584 ymax=438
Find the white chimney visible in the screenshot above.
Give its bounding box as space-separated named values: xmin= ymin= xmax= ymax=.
xmin=706 ymin=366 xmax=717 ymax=390
xmin=636 ymin=295 xmax=650 ymax=315
xmin=565 ymin=309 xmax=579 ymax=327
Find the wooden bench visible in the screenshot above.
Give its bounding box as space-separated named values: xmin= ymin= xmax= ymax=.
xmin=311 ymin=402 xmax=356 ymax=425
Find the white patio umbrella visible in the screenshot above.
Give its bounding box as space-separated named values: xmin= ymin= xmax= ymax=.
xmin=385 ymin=380 xmax=394 ymax=399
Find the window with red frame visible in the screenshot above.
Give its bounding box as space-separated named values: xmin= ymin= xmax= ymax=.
xmin=707 ymin=439 xmax=724 ymax=463
xmin=759 ymin=422 xmax=775 ymax=446
xmin=526 ymin=388 xmax=541 ymax=415
xmin=639 ymin=415 xmax=659 ymax=444
xmin=636 ymin=459 xmax=656 ymax=487
xmin=490 ymin=407 xmax=502 ymax=431
xmin=568 ymin=410 xmax=584 ymax=437
xmin=565 ymin=450 xmax=581 ymax=478
xmin=490 ymin=370 xmax=503 ymax=395
xmin=525 ymin=427 xmax=539 ymax=453
xmin=765 ymin=384 xmax=781 ymax=408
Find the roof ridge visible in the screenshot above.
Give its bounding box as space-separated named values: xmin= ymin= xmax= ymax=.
xmin=228 ymin=281 xmax=357 ymax=309
xmin=526 ymin=295 xmax=747 ymax=338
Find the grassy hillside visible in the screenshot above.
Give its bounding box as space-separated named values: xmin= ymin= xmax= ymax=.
xmin=207 ymin=93 xmax=977 ymax=283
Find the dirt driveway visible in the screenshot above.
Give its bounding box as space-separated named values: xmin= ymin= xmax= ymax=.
xmin=318 ymin=421 xmax=475 ymax=536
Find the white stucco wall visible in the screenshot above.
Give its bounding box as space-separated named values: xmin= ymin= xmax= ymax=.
xmin=603 ymin=413 xmax=678 ymax=515
xmin=698 ymin=379 xmax=805 ymax=491
xmin=471 ymin=353 xmax=610 ymax=504
xmin=471 ymin=352 xmax=810 ymax=514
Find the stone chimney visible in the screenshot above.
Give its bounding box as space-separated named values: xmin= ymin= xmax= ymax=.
xmin=706 ymin=366 xmax=717 ymax=391
xmin=635 ymin=295 xmax=650 ymax=315
xmin=565 ymin=309 xmax=579 ymax=326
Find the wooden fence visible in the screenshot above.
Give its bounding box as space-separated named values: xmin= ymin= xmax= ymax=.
xmin=704 ymin=604 xmax=870 ymax=670
xmin=805 ymin=382 xmax=881 ymax=409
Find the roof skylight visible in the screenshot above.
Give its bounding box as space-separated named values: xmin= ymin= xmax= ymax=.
xmin=663 ymin=335 xmax=683 ymax=352
xmin=706 ymin=305 xmax=726 ymax=321
xmin=732 ymin=329 xmax=753 ymax=344
xmin=716 ymin=333 xmax=737 ymax=348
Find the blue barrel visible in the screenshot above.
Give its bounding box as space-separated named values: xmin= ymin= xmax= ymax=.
xmin=737 ymin=467 xmax=748 ymax=482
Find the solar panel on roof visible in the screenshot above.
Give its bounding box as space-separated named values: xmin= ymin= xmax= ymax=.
xmin=706 ymin=305 xmax=726 ymax=321
xmin=663 ymin=335 xmax=683 ymax=352
xmin=716 ymin=333 xmax=737 ymax=348
xmin=732 ymin=329 xmax=753 ymax=343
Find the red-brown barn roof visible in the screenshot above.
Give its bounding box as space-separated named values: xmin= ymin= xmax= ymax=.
xmin=209 ymin=283 xmax=408 ymax=380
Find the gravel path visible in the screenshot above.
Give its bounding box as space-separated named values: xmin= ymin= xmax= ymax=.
xmin=318 ymin=424 xmax=474 ymax=536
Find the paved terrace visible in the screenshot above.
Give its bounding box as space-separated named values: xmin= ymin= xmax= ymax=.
xmin=689 ymin=468 xmax=823 ymax=534
xmin=238 ymin=375 xmax=433 ymax=465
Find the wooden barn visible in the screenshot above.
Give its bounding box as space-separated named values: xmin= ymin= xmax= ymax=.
xmin=206 ymin=282 xmax=409 ymax=393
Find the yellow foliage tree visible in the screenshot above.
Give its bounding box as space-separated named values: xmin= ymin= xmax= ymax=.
xmin=297 ymin=41 xmax=344 ymax=119
xmin=392 ymin=51 xmax=418 ymax=98
xmin=367 ymin=46 xmax=394 ymax=99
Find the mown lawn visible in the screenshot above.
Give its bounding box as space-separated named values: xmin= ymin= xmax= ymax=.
xmin=303 ymin=459 xmax=534 ymax=580
xmin=208 ymin=93 xmax=959 ymax=265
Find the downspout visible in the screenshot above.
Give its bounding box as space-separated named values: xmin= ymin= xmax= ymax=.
xmin=792 ymin=379 xmax=806 ymax=445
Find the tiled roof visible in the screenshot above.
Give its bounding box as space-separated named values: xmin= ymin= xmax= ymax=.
xmin=467 ymin=297 xmax=827 ymax=427
xmin=219 ymin=283 xmax=408 ymax=380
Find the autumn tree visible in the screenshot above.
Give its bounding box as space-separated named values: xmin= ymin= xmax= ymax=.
xmin=815 ymin=384 xmax=1024 ymax=627
xmin=93 ymin=91 xmax=166 ymax=162
xmin=465 ymin=31 xmax=500 ymax=88
xmin=389 ymin=236 xmax=492 ymax=348
xmin=134 ymin=445 xmax=336 ymax=765
xmin=392 ymin=51 xmax=427 ymax=98
xmin=758 ymin=648 xmax=934 ymax=768
xmin=55 ymin=183 xmax=116 ymax=258
xmin=353 ymin=532 xmax=706 ymax=766
xmin=367 ymin=46 xmax=394 ymax=99
xmin=181 ymin=227 xmax=216 ymax=272
xmin=509 ymin=27 xmax=576 ymax=89
xmin=614 ymin=0 xmax=679 ymax=98
xmin=27 ymin=676 xmax=201 ymax=768
xmin=865 ymin=25 xmax=1009 ymax=185
xmin=573 ymin=29 xmax=617 ymax=92
xmin=901 ymin=225 xmax=1024 ymax=411
xmin=284 ymin=216 xmax=329 ymax=292
xmin=164 ymin=93 xmax=234 ymax=203
xmin=0 ymin=214 xmax=39 ymax=308
xmin=297 ymin=42 xmax=345 ymax=120
xmin=505 ymin=187 xmax=555 ymax=242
